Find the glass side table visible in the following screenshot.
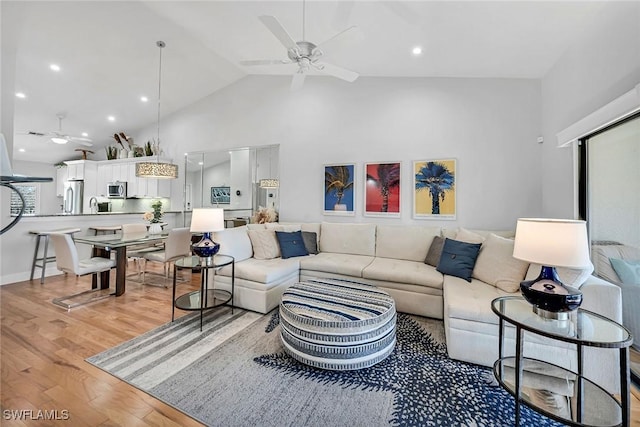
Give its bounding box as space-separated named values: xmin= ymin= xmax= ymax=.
xmin=173 ymin=255 xmax=235 ymax=331
xmin=491 ymin=296 xmax=632 ymax=427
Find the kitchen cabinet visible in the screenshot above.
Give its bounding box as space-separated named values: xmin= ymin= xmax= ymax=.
xmin=96 ymin=157 xmax=172 ymax=198
xmin=55 ymin=160 xmax=97 ymax=197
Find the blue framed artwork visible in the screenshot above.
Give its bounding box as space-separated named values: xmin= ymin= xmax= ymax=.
xmin=324 ymin=164 xmax=355 ymax=216
xmin=211 ymin=186 xmax=231 ymax=205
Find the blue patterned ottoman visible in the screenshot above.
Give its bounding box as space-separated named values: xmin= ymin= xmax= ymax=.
xmin=279 ymin=278 xmax=397 ymax=370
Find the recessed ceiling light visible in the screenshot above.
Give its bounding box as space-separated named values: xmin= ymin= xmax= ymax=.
xmin=140 ymin=96 xmax=148 ymax=102
xmin=15 ymin=92 xmax=26 ymax=99
xmin=412 ymin=46 xmax=423 ymax=56
xmin=18 ymin=148 xmax=25 ymax=153
xmin=107 ymin=116 xmax=115 ymax=122
xmin=81 ymin=132 xmax=89 ymax=137
xmin=50 ymin=64 xmax=61 ymax=71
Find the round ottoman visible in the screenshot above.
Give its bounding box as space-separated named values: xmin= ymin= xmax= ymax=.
xmin=279 ymin=278 xmax=396 ymax=370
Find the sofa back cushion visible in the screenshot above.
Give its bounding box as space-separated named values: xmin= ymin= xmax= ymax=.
xmin=247 ymin=229 xmax=280 ymax=259
xmin=591 ymin=244 xmax=640 ymax=284
xmin=213 ymin=226 xmax=253 ymax=262
xmin=472 ymin=233 xmax=529 ymax=293
xmin=376 ymin=225 xmax=441 ymax=262
xmin=320 ymin=222 xmax=376 ymax=256
xmin=442 ymin=227 xmax=515 ymax=240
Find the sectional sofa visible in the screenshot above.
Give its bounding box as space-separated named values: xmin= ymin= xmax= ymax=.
xmin=212 ymin=221 xmax=623 ymax=393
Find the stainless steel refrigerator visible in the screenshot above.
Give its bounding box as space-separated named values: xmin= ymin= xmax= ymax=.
xmin=63 ymin=180 xmax=84 ymax=214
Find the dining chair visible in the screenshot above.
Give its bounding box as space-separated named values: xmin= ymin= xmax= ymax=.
xmin=141 ymin=227 xmax=192 ymax=286
xmin=49 ymin=233 xmax=116 ymax=308
xmin=121 ymin=223 xmax=163 ymax=280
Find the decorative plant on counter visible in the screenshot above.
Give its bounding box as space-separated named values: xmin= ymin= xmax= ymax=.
xmin=143 ymin=200 xmax=163 ymax=224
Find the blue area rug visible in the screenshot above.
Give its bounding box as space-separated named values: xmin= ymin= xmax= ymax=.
xmin=255 ymin=312 xmax=565 ymax=427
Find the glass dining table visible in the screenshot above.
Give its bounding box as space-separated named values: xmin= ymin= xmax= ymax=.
xmin=74 ymin=231 xmax=168 ymax=296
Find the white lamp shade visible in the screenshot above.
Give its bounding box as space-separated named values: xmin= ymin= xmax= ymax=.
xmin=513 ymin=218 xmax=591 ymax=268
xmin=190 ymin=208 xmax=225 ymax=233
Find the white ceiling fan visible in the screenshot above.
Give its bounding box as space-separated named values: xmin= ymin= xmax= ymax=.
xmin=22 ymin=114 xmax=93 ymax=147
xmin=240 ymin=1 xmax=360 ymax=91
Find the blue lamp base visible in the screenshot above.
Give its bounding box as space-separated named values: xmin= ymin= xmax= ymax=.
xmin=192 ymin=232 xmax=220 ymax=262
xmin=520 ymin=266 xmax=582 ymax=320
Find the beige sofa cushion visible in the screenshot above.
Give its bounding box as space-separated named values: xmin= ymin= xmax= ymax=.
xmin=319 ymin=222 xmax=376 ymax=256
xmin=247 ymin=229 xmax=280 ymax=260
xmin=473 ymin=233 xmax=529 ymax=293
xmin=592 ymin=244 xmax=640 ymax=284
xmin=213 ymin=226 xmax=253 ymax=262
xmin=218 ymin=257 xmax=301 ymax=283
xmin=444 ymin=275 xmax=508 ymax=325
xmin=455 ymin=228 xmax=486 ymax=244
xmin=443 ymin=228 xmax=516 ymax=240
xmin=300 ymin=252 xmax=374 ymax=277
xmin=363 ymin=257 xmax=444 ymax=289
xmin=375 ymin=225 xmax=441 ymax=262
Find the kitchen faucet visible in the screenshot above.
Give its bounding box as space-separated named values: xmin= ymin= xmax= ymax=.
xmin=89 ymin=197 xmax=98 ymax=214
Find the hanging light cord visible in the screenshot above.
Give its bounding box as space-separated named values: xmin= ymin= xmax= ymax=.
xmin=302 ymin=0 xmax=306 ymax=41
xmin=156 ymin=40 xmax=165 ymax=162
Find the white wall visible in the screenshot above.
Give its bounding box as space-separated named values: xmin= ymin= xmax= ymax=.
xmin=149 ymin=75 xmax=543 ymax=230
xmin=11 ymin=160 xmax=59 ymax=214
xmin=540 ymin=1 xmax=640 ymax=218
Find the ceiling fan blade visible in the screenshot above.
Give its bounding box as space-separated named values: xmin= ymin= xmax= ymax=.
xmin=22 ymin=131 xmax=47 ymax=136
xmin=316 ymin=62 xmax=359 ymax=82
xmin=69 ymin=136 xmax=93 ymax=143
xmin=291 ymin=72 xmax=306 ymax=91
xmin=312 ymin=26 xmax=362 ymax=57
xmin=72 ymin=139 xmax=94 ymax=147
xmin=240 ymin=59 xmax=292 ymax=66
xmin=259 ymin=15 xmax=298 ymax=51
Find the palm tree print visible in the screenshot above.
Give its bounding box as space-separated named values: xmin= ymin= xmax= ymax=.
xmin=367 ymin=163 xmax=400 ymax=212
xmin=325 ymin=166 xmax=354 ymax=208
xmin=415 ymin=161 xmax=455 ymax=215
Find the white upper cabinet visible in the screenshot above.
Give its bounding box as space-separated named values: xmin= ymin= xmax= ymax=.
xmin=95 ymin=157 xmax=172 ymax=198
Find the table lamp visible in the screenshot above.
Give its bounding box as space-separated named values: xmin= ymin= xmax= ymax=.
xmin=513 ymin=218 xmax=591 ymax=320
xmin=190 ymin=208 xmax=225 ymax=261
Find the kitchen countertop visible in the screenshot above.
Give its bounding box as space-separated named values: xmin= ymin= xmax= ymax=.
xmin=23 ymin=211 xmax=183 ymax=218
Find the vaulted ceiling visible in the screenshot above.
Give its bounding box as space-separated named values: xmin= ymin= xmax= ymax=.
xmin=4 ymin=1 xmax=606 ymax=164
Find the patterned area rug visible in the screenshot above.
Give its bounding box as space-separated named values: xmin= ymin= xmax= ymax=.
xmin=87 ymin=307 xmax=563 ymax=427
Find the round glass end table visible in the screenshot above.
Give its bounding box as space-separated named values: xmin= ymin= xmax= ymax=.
xmin=491 ymin=296 xmax=632 ymax=427
xmin=172 ymin=255 xmax=235 ymax=331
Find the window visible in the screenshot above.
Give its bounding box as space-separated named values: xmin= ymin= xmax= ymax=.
xmin=10 ymin=184 xmax=39 ymax=216
xmin=579 ymin=112 xmax=640 ymax=247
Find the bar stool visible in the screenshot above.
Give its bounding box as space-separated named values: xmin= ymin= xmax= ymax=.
xmin=29 ymin=228 xmax=82 ymax=284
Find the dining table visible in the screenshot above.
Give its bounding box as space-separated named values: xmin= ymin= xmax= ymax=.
xmin=74 ymin=231 xmax=168 ymax=296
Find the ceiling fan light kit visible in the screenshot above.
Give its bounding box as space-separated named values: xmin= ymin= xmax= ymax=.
xmin=136 ymin=40 xmax=178 ymax=180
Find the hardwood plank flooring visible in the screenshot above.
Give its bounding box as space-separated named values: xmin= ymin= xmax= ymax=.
xmin=2 ymin=265 xmax=640 ymax=426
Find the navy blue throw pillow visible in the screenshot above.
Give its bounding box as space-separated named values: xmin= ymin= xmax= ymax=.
xmin=275 ymin=231 xmax=309 ymax=259
xmin=436 ymin=238 xmax=482 ymax=282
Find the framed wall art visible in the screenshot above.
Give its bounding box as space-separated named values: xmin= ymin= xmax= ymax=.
xmin=324 ymin=164 xmax=355 ymax=216
xmin=364 ymin=162 xmax=401 ymax=217
xmin=211 ymin=186 xmax=231 ymax=205
xmin=413 ymin=159 xmax=456 ymax=220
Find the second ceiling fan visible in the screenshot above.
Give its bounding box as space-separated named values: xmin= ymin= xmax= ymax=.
xmin=241 ymin=2 xmax=360 ymax=90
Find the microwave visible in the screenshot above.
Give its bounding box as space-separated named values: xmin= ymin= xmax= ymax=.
xmin=107 ymin=181 xmax=127 ymax=198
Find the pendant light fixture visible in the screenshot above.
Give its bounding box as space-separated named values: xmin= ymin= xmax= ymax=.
xmin=136 ymin=41 xmax=178 ymax=179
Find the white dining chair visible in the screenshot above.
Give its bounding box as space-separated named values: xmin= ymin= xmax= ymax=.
xmin=141 ymin=227 xmax=192 ymax=286
xmin=121 ymin=223 xmax=163 ymax=280
xmin=50 ymin=233 xmax=116 ymax=309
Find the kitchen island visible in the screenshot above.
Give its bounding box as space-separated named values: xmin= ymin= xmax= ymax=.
xmin=0 ymin=211 xmax=184 ymax=285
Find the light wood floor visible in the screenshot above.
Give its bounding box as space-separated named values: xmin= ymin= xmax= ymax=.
xmin=2 ymin=267 xmax=640 ymax=426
